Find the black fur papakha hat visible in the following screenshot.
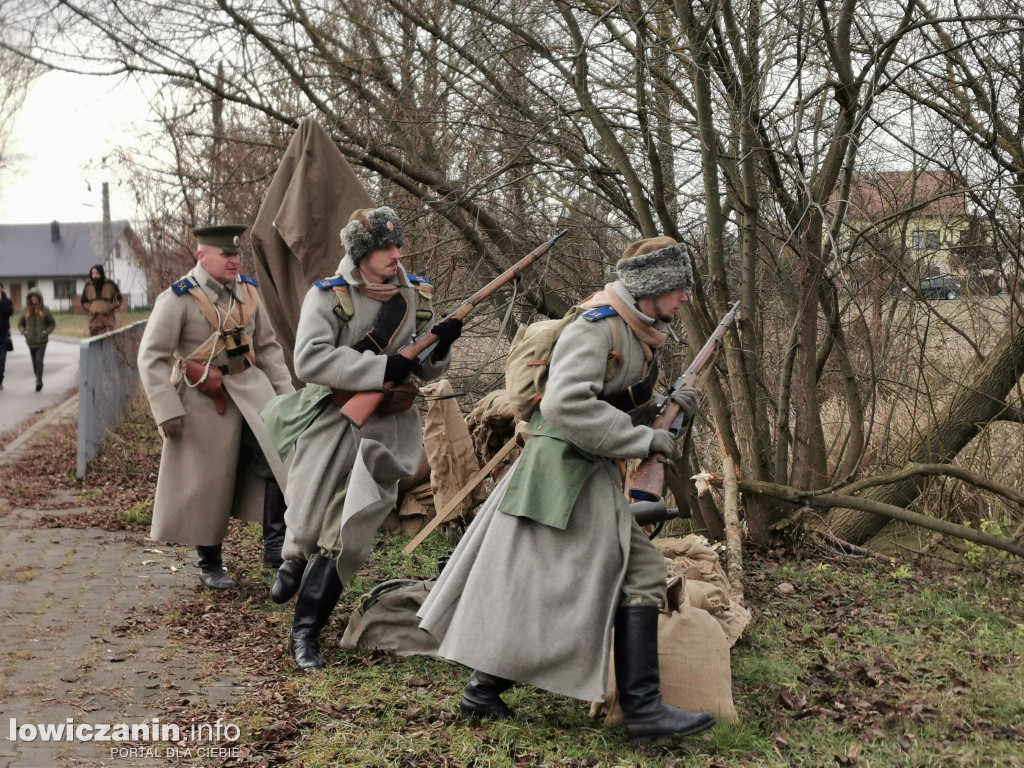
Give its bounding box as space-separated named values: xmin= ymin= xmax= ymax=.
xmin=615 ymin=236 xmax=692 ymax=298
xmin=341 ymin=206 xmax=405 ymax=264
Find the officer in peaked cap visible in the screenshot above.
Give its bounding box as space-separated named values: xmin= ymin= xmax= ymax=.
xmin=193 ymin=224 xmax=249 ymax=254
xmin=137 ymin=221 xmax=294 ymax=591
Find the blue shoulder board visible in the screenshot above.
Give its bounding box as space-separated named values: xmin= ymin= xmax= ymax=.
xmin=171 ymin=276 xmax=199 ymax=296
xmin=314 ymin=275 xmax=349 ymax=290
xmin=406 ymin=273 xmax=432 ymax=286
xmin=239 ymin=273 xmax=258 ymax=287
xmin=581 ymin=305 xmax=618 ymax=321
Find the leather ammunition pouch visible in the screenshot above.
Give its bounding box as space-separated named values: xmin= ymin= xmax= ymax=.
xmin=184 ymin=359 xmax=227 ymax=415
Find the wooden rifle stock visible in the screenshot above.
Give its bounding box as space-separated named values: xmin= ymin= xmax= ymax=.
xmin=339 ymin=229 xmax=570 ymax=427
xmin=628 ymin=300 xmax=740 ymax=503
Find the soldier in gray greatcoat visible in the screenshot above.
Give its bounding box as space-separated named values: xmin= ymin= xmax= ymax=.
xmin=418 ymin=236 xmax=717 ymax=744
xmin=138 ymin=225 xmax=294 ymax=589
xmin=266 ymin=206 xmax=460 ymax=671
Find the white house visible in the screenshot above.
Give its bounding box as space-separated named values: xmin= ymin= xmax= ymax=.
xmin=0 ymin=220 xmax=149 ymax=312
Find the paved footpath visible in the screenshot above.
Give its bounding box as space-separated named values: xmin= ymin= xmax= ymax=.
xmin=0 ymin=396 xmax=243 ymax=768
xmin=0 ymin=336 xmax=81 ymax=437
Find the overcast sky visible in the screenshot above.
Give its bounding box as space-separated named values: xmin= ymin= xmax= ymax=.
xmin=0 ymin=70 xmax=150 ymax=225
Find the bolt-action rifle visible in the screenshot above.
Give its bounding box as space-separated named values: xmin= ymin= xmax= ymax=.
xmin=338 ymin=229 xmax=570 ymax=427
xmin=627 ymin=300 xmax=740 ymax=510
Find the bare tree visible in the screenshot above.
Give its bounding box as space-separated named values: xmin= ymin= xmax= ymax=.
xmin=819 ymin=1 xmax=1024 ymax=544
xmin=0 ymin=10 xmax=41 ymax=184
xmin=6 ymin=0 xmax=1024 ymax=555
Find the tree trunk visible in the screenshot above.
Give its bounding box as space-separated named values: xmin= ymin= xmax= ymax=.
xmin=828 ymin=307 xmax=1024 ymax=544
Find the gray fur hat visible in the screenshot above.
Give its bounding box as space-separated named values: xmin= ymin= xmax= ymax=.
xmin=615 ymin=236 xmax=692 ymax=298
xmin=341 ymin=206 xmax=405 ymax=264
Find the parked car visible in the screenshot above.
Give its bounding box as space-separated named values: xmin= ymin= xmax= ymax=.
xmin=917 ymin=275 xmax=962 ymax=300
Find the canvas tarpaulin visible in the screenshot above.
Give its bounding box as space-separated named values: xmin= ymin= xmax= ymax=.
xmin=249 ymin=118 xmax=373 ymax=381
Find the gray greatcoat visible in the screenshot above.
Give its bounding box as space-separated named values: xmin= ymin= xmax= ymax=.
xmin=280 ymin=255 xmax=448 ymax=583
xmin=138 ymin=262 xmax=294 ymax=546
xmin=418 ymin=281 xmax=666 ymax=702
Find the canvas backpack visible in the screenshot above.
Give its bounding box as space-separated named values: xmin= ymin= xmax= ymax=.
xmin=504 ymin=305 xmax=623 ymax=423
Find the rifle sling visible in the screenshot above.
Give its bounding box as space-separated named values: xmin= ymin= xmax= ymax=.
xmin=330 ymin=292 xmax=418 ymax=416
xmin=350 ymin=292 xmax=409 ymax=354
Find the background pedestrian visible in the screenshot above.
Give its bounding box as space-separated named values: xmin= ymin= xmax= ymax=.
xmin=80 ymin=264 xmax=123 ymax=336
xmin=0 ymin=281 xmax=13 ymax=389
xmin=17 ymin=287 xmax=55 ymax=392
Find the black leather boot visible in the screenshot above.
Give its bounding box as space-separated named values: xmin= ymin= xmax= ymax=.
xmin=290 ymin=555 xmax=343 ymax=671
xmin=459 ymin=670 xmax=516 ymax=719
xmin=614 ymin=605 xmax=715 ymax=744
xmin=196 ymin=544 xmax=236 ymax=590
xmin=270 ymin=558 xmax=308 ymax=604
xmin=262 ymin=480 xmax=287 ymax=569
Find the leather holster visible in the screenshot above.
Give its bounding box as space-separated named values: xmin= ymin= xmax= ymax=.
xmin=184 ymin=360 xmax=227 ymax=414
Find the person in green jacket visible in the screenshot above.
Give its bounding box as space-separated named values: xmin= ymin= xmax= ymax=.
xmin=17 ymin=287 xmax=56 ymax=392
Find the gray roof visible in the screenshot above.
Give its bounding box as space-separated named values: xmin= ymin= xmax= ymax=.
xmin=0 ymin=220 xmax=131 ymax=279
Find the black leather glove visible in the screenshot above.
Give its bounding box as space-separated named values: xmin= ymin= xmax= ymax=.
xmin=670 ymin=386 xmax=700 ymax=418
xmin=649 ymin=428 xmax=676 ymax=457
xmin=429 ymin=317 xmax=463 ymax=360
xmin=383 ymin=354 xmax=415 ymax=384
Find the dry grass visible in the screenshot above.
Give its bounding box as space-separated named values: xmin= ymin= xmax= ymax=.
xmin=52 ymin=310 xmax=151 ymax=338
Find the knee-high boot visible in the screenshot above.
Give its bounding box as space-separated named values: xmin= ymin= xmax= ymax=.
xmin=196 ymin=544 xmax=236 ymax=590
xmin=270 ymin=557 xmax=308 ymax=604
xmin=613 ymin=605 xmax=715 ymax=744
xmin=290 ymin=555 xmax=343 ymax=671
xmin=459 ymin=670 xmax=516 ymax=719
xmin=262 ymin=480 xmax=287 ymax=569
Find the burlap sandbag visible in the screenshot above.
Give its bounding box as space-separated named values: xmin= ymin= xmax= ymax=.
xmin=600 ymin=579 xmax=739 ymax=724
xmin=657 ymin=535 xmax=752 ymax=647
xmin=596 ymin=536 xmax=749 ymax=724
xmin=386 ymin=481 xmax=435 ymax=535
xmin=384 ymin=381 xmax=485 ymax=535
xmin=421 ymin=380 xmax=486 ymax=522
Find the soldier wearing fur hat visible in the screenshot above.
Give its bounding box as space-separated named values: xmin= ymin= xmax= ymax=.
xmin=418 ymin=236 xmax=716 ymax=744
xmin=267 ymin=205 xmax=460 ymax=671
xmin=138 ymin=224 xmax=294 ymax=590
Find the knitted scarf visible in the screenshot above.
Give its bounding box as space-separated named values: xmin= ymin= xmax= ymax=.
xmin=580 ymin=283 xmax=668 ymax=351
xmin=346 ymin=266 xmax=401 ymax=303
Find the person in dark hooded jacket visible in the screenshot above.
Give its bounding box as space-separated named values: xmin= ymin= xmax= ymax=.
xmin=18 ymin=287 xmax=55 ymax=391
xmin=80 ymin=264 xmax=123 ymax=336
xmin=0 ymin=280 xmax=13 ymax=389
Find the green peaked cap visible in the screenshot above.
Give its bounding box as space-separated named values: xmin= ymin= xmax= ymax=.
xmin=193 ymin=224 xmax=248 ymax=254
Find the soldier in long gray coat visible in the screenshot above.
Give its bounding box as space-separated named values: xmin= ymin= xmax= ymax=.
xmin=418 ymin=237 xmax=716 ymax=744
xmin=267 ymin=206 xmax=459 ymax=671
xmin=138 ymin=225 xmax=294 ymax=590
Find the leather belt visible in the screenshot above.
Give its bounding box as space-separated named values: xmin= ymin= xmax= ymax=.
xmin=216 ymin=359 xmax=252 ymax=376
